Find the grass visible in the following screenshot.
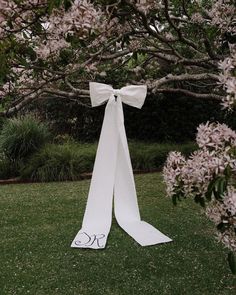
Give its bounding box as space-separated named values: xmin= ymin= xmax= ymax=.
xmin=0 ymin=173 xmax=235 ymax=295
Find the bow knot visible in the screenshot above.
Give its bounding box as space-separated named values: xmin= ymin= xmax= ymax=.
xmin=113 ymin=89 xmax=120 ymax=96
xmin=89 ymin=82 xmax=147 ymax=109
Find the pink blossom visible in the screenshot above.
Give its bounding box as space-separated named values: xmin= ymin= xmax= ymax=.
xmin=196 ymin=122 xmax=236 ymax=151
xmin=163 ymin=151 xmax=186 ymax=197
xmin=206 ymin=186 xmax=236 ymax=251
xmin=191 ymin=13 xmax=205 ymax=24
xmin=136 ymin=0 xmax=161 ymax=14
xmin=208 ymin=0 xmax=236 ymax=34
xmin=164 ymin=121 xmax=236 ymax=253
xmin=218 ymin=43 xmax=236 ymax=110
xmin=35 ymin=38 xmax=70 ymax=60
xmin=164 ymin=122 xmax=236 ymax=198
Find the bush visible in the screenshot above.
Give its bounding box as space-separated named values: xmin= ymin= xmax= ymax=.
xmin=53 ymin=133 xmax=74 ymax=144
xmin=20 ymin=143 xmax=96 ymax=182
xmin=20 ymin=141 xmax=196 ymax=182
xmin=129 ymin=141 xmax=197 ymax=171
xmin=0 ymin=156 xmax=21 ymax=179
xmin=32 ymin=93 xmax=236 ymax=143
xmin=0 ymin=116 xmax=51 ymax=161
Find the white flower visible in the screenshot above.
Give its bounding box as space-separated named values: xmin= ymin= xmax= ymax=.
xmin=206 ymin=186 xmax=236 ymax=251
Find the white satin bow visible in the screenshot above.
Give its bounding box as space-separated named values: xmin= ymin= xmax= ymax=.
xmin=71 ymin=82 xmax=172 ymax=249
xmin=90 ymin=82 xmax=147 ymax=109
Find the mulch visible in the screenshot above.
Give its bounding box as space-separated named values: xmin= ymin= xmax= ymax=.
xmin=0 ymin=169 xmax=162 ymax=185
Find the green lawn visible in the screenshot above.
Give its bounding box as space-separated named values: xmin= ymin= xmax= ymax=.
xmin=0 ymin=173 xmax=235 ymax=295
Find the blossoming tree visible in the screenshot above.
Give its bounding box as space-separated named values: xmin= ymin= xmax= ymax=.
xmin=0 ymin=0 xmax=235 ymax=274
xmin=0 ymin=0 xmax=235 ymax=116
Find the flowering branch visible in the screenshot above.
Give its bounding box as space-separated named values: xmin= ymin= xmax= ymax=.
xmin=163 ymin=121 xmax=236 ymax=273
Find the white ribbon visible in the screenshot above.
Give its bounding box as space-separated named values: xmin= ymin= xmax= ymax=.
xmin=71 ymin=82 xmax=172 ymax=249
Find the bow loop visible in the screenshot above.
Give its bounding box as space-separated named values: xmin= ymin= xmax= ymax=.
xmin=89 ymin=82 xmax=147 ymax=109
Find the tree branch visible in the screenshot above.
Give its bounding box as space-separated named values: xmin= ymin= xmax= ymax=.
xmin=152 ymin=73 xmax=219 ymax=90
xmin=0 ymin=90 xmax=42 ymax=117
xmin=153 ymin=87 xmax=223 ymax=100
xmin=163 ymin=0 xmax=199 ymax=51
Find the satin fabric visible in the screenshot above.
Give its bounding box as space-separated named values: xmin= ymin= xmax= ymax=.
xmin=71 ymin=82 xmax=172 ymax=249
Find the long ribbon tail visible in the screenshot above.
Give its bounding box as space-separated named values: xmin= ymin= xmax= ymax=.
xmin=71 ymin=97 xmax=118 ymax=249
xmin=114 ymin=99 xmax=172 ymax=246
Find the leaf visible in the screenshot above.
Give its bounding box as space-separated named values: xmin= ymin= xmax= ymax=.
xmin=133 ymin=51 xmax=138 ymax=61
xmin=217 ymin=177 xmax=227 ymax=198
xmin=206 ymin=178 xmax=215 ymax=201
xmin=121 ymin=35 xmax=130 ymax=49
xmin=224 ymin=165 xmax=231 ymax=179
xmin=194 ymin=195 xmax=205 ymax=208
xmin=216 ymin=221 xmax=229 ymax=232
xmin=172 ymin=195 xmax=177 ymax=206
xmin=47 ymin=0 xmax=63 ymax=14
xmin=64 ymin=0 xmax=72 ymax=11
xmin=228 ymin=251 xmax=236 ymax=275
xmin=212 ymin=177 xmax=226 ymax=200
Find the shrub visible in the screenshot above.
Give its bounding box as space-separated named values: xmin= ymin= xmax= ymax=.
xmin=0 ymin=116 xmax=51 ymax=161
xmin=20 ymin=141 xmax=196 ymax=182
xmin=129 ymin=141 xmax=197 ymax=171
xmin=20 ymin=143 xmax=96 ymax=182
xmin=53 ymin=133 xmax=74 ymax=144
xmin=0 ymin=156 xmax=21 ymax=179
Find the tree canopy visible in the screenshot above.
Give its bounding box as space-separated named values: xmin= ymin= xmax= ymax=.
xmin=0 ymin=0 xmax=235 ymax=116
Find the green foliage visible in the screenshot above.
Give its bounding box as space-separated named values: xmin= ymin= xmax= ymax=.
xmin=129 ymin=141 xmax=196 ymax=171
xmin=0 ymin=156 xmax=20 ymax=179
xmin=53 ymin=133 xmax=75 ymax=144
xmin=206 ymin=175 xmax=229 ymax=202
xmin=228 ymin=251 xmax=236 ymax=275
xmin=20 ymin=143 xmax=96 ymax=182
xmin=47 ymin=0 xmax=69 ymax=14
xmin=0 ymin=116 xmax=51 ymax=161
xmin=33 ymin=94 xmax=236 ymax=143
xmin=20 ymin=141 xmax=196 ymax=182
xmin=125 ymin=94 xmax=236 ymax=143
xmin=194 ymin=195 xmax=206 ymax=208
xmin=127 ymin=52 xmax=147 ymax=68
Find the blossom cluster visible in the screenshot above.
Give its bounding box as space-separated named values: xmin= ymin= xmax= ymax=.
xmin=163 ymin=122 xmax=236 ymax=198
xmin=48 ymin=0 xmax=102 ymax=39
xmin=135 ymin=0 xmax=162 ymax=14
xmin=164 ymin=148 xmax=235 ymax=198
xmin=0 ymin=0 xmax=47 ymax=38
xmin=0 ymin=0 xmax=104 ymax=60
xmin=163 ymin=151 xmax=185 ymax=197
xmin=191 ymin=0 xmax=235 ymax=35
xmin=0 ymin=0 xmax=106 ymax=100
xmin=190 ymin=1 xmax=236 ymax=111
xmin=218 ymin=45 xmax=236 ymax=110
xmin=35 ymin=0 xmax=103 ymax=60
xmin=163 ymin=121 xmax=236 ymax=251
xmin=196 ymin=121 xmax=236 ymax=152
xmin=206 ymin=186 xmax=236 ymax=251
xmin=208 ymin=0 xmax=236 ymax=34
xmin=0 ymin=66 xmax=49 ymax=98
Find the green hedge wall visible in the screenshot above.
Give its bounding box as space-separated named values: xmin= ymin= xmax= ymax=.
xmin=33 ymin=93 xmax=236 ymax=143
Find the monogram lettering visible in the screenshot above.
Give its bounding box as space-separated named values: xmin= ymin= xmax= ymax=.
xmin=75 ymin=232 xmax=105 ymax=248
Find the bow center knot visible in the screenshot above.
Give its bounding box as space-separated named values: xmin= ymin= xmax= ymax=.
xmin=113 ymin=89 xmax=121 ymax=96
